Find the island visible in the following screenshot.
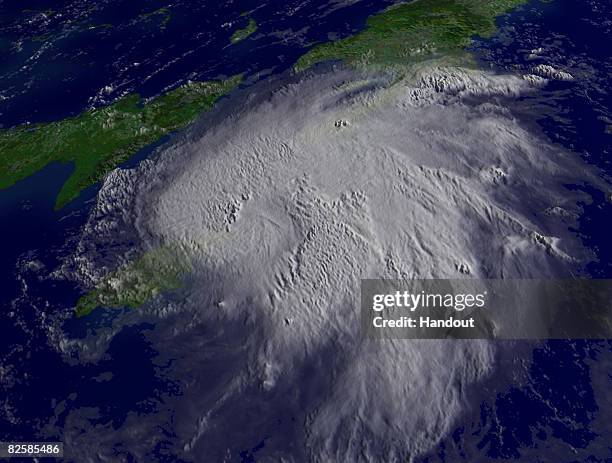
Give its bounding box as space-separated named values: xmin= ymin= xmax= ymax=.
xmin=0 ymin=75 xmax=242 ymax=209
xmin=75 ymin=246 xmax=190 ymax=317
xmin=295 ymin=0 xmax=527 ymax=71
xmin=230 ymin=17 xmax=257 ymax=44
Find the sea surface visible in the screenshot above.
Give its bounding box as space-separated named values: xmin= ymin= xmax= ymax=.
xmin=0 ymin=0 xmax=399 ymax=449
xmin=0 ymin=0 xmax=610 ymax=460
xmin=423 ymin=0 xmax=612 ymax=460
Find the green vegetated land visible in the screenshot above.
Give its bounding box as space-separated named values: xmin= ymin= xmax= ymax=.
xmin=0 ymin=75 xmax=241 ymax=209
xmin=295 ymin=0 xmax=526 ymax=70
xmin=141 ymin=7 xmax=172 ymax=29
xmin=231 ymin=18 xmax=257 ymax=43
xmin=75 ymin=246 xmax=191 ymax=317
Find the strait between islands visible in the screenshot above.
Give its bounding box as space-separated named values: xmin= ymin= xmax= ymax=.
xmin=0 ymin=0 xmax=525 ymax=211
xmin=0 ymin=0 xmax=529 ymax=316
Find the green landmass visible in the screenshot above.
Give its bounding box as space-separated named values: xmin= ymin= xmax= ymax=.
xmin=295 ymin=0 xmax=526 ymax=71
xmin=0 ymin=75 xmax=241 ymax=209
xmin=85 ymin=23 xmax=114 ymax=32
xmin=30 ymin=33 xmax=53 ymax=42
xmin=141 ymin=7 xmax=172 ymax=29
xmin=75 ymin=246 xmax=191 ymax=317
xmin=230 ymin=18 xmax=257 ymax=43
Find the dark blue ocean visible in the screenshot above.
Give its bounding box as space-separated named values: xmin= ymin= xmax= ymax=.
xmin=423 ymin=0 xmax=612 ymax=461
xmin=0 ymin=0 xmax=610 ymax=461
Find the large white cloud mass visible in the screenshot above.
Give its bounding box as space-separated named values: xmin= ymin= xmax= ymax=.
xmin=69 ymin=66 xmax=596 ymax=461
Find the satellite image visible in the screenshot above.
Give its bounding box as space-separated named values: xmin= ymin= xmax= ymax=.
xmin=0 ymin=0 xmax=611 ymax=461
